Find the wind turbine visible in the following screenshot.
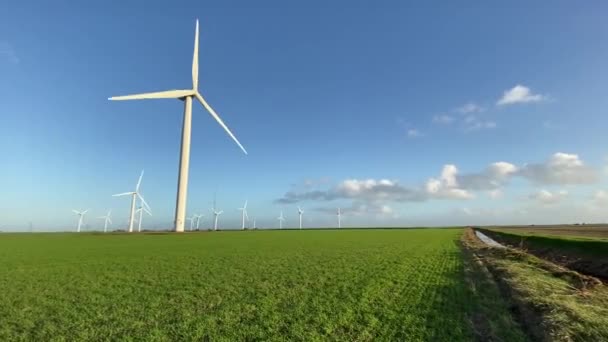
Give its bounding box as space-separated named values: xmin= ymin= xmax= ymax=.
xmin=72 ymin=209 xmax=89 ymax=233
xmin=253 ymin=218 xmax=256 ymax=229
xmin=194 ymin=213 xmax=204 ymax=230
xmin=112 ymin=170 xmax=150 ymax=233
xmin=97 ymin=210 xmax=112 ymax=233
xmin=298 ymin=206 xmax=304 ymax=229
xmin=277 ymin=211 xmax=285 ymax=229
xmin=337 ymin=208 xmax=342 ymax=229
xmin=108 ymin=19 xmax=247 ymax=233
xmin=187 ymin=216 xmax=196 ymax=231
xmin=211 ymin=208 xmax=223 ymax=231
xmin=238 ymin=200 xmax=248 ymax=230
xmin=135 ymin=205 xmax=152 ymax=232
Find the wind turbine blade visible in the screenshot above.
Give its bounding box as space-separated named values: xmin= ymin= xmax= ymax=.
xmin=136 ymin=170 xmax=144 ymax=192
xmin=72 ymin=210 xmax=80 ymax=214
xmin=192 ymin=19 xmax=199 ymax=90
xmin=244 ymin=200 xmax=248 ymax=209
xmin=112 ymin=192 xmax=135 ymax=197
xmin=108 ymin=218 xmax=113 ymax=224
xmin=109 ymin=89 xmax=195 ymax=101
xmin=218 ymin=211 xmax=223 ymax=215
xmin=138 ymin=194 xmax=151 ymax=213
xmin=143 ymin=207 xmax=152 ymax=216
xmin=245 ymin=211 xmax=249 ymax=220
xmin=195 ymin=92 xmax=248 ymax=155
xmin=83 ymin=209 xmax=89 ymax=214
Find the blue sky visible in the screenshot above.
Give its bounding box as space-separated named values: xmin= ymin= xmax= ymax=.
xmin=2 ymin=1 xmax=608 ymax=231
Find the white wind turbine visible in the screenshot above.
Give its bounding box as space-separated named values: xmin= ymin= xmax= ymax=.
xmin=72 ymin=209 xmax=89 ymax=233
xmin=97 ymin=210 xmax=112 ymax=233
xmin=194 ymin=213 xmax=204 ymax=230
xmin=253 ymin=218 xmax=256 ymax=229
xmin=337 ymin=208 xmax=342 ymax=228
xmin=108 ymin=19 xmax=247 ymax=233
xmin=238 ymin=200 xmax=248 ymax=230
xmin=112 ymin=170 xmax=151 ymax=233
xmin=211 ymin=209 xmax=223 ymax=231
xmin=298 ymin=206 xmax=304 ymax=230
xmin=277 ymin=211 xmax=285 ymax=229
xmin=187 ymin=216 xmax=196 ymax=231
xmin=135 ymin=205 xmax=152 ymax=232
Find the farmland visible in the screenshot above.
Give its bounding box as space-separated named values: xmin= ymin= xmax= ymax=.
xmin=480 ymin=227 xmax=608 ymax=281
xmin=484 ymin=225 xmax=608 ymax=240
xmin=0 ymin=229 xmax=525 ymax=341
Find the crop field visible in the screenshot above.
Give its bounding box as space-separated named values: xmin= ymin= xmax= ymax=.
xmin=486 ymin=225 xmax=608 ymax=240
xmin=482 ymin=227 xmax=608 ymax=282
xmin=0 ymin=229 xmax=524 ymax=341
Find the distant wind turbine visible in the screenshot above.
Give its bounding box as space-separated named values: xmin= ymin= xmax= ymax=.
xmin=187 ymin=216 xmax=196 ymax=231
xmin=112 ymin=170 xmax=150 ymax=233
xmin=108 ymin=19 xmax=247 ymax=233
xmin=277 ymin=211 xmax=285 ymax=229
xmin=211 ymin=208 xmax=223 ymax=231
xmin=72 ymin=209 xmax=89 ymax=233
xmin=337 ymin=208 xmax=342 ymax=229
xmin=135 ymin=205 xmax=152 ymax=232
xmin=238 ymin=200 xmax=249 ymax=230
xmin=211 ymin=196 xmax=223 ymax=231
xmin=298 ymin=206 xmax=304 ymax=229
xmin=97 ymin=210 xmax=112 ymax=233
xmin=194 ymin=213 xmax=204 ymax=230
xmin=253 ymin=218 xmax=256 ymax=229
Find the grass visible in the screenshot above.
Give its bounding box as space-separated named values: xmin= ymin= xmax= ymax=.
xmin=484 ymin=226 xmax=608 ymax=240
xmin=483 ymin=228 xmax=608 ymax=258
xmin=0 ymin=229 xmax=525 ymax=341
xmin=463 ymin=228 xmax=608 ymax=341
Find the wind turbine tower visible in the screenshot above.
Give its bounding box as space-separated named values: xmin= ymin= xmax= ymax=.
xmin=298 ymin=206 xmax=304 ymax=229
xmin=212 ymin=209 xmax=223 ymax=231
xmin=238 ymin=200 xmax=248 ymax=230
xmin=97 ymin=210 xmax=112 ymax=233
xmin=108 ymin=20 xmax=248 ymax=233
xmin=112 ymin=170 xmax=150 ymax=233
xmin=72 ymin=209 xmax=89 ymax=233
xmin=136 ymin=205 xmax=152 ymax=232
xmin=277 ymin=211 xmax=285 ymax=229
xmin=187 ymin=216 xmax=195 ymax=231
xmin=194 ymin=213 xmax=204 ymax=230
xmin=337 ymin=208 xmax=342 ymax=229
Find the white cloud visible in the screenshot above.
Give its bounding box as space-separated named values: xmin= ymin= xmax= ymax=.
xmin=432 ymin=115 xmax=454 ymax=125
xmin=497 ymin=84 xmax=546 ymax=106
xmin=458 ymin=161 xmax=518 ymax=190
xmin=529 ymin=189 xmax=568 ymax=205
xmin=456 ymin=102 xmax=484 ymax=114
xmin=276 ymin=153 xmax=598 ymax=208
xmin=0 ymin=42 xmax=19 ymax=64
xmin=518 ymin=152 xmax=598 ymax=185
xmin=592 ymin=190 xmax=608 ymax=206
xmin=425 ymin=165 xmax=474 ymax=200
xmin=407 ymin=129 xmax=422 ymax=138
xmin=464 ymin=116 xmax=497 ymax=131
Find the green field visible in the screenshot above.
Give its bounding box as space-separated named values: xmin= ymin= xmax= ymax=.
xmin=0 ymin=229 xmax=523 ymax=341
xmin=486 ymin=225 xmax=608 ymax=241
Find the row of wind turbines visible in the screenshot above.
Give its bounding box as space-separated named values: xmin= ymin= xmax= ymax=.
xmin=73 ymin=178 xmax=345 ymax=232
xmin=73 ymin=170 xmax=152 ymax=233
